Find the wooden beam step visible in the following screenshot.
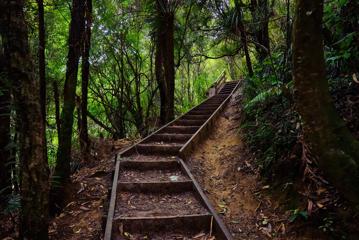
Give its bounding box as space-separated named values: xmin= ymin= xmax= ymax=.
xmin=189 ymin=110 xmax=215 ymax=115
xmin=148 ymin=133 xmax=193 ymax=142
xmin=112 ymin=214 xmax=212 ymax=234
xmin=181 ymin=114 xmax=210 ymax=120
xmin=120 ymin=158 xmax=179 ymax=170
xmin=117 ymin=181 xmax=193 ymax=193
xmin=194 ymin=106 xmax=218 ymax=111
xmin=135 ymin=144 xmax=182 ymax=155
xmin=160 ymin=126 xmax=199 ymax=134
xmin=172 ymin=119 xmax=205 ymax=126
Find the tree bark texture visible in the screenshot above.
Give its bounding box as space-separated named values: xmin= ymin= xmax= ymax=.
xmin=155 ymin=0 xmax=175 ymax=124
xmin=53 ymin=81 xmax=61 ymax=138
xmin=37 ymin=0 xmax=48 ymax=170
xmin=80 ymin=0 xmax=92 ymax=160
xmin=52 ymin=0 xmax=85 ymax=210
xmin=37 ymin=0 xmax=46 ymax=125
xmin=1 ymin=0 xmax=49 ymax=238
xmin=234 ymin=0 xmax=254 ymax=77
xmin=293 ymin=0 xmax=359 ymax=205
xmin=250 ymin=0 xmax=270 ymax=61
xmin=0 ymin=54 xmax=11 ymax=196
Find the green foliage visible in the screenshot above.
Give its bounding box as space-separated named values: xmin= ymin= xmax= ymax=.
xmin=324 ymin=0 xmax=359 ymax=75
xmin=241 ymin=0 xmax=358 ymax=181
xmin=242 ymin=91 xmax=299 ymax=175
xmin=244 ymin=86 xmax=282 ymax=111
xmin=241 ymin=45 xmax=299 ymax=176
xmin=288 ymin=209 xmax=309 ymax=223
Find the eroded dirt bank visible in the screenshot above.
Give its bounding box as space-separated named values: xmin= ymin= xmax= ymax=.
xmin=187 ymin=88 xmax=324 ymax=240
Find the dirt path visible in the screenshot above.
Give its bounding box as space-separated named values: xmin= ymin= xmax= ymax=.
xmin=187 ymin=89 xmax=321 ymax=240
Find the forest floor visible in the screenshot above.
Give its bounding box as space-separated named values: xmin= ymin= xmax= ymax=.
xmin=48 ymin=138 xmax=132 ymax=240
xmin=187 ymin=89 xmax=329 ymax=240
xmin=0 ymin=138 xmax=134 ymax=239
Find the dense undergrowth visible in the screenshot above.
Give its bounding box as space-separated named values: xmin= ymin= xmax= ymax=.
xmin=240 ymin=0 xmax=359 ymax=237
xmin=242 ymin=0 xmax=358 ymax=188
xmin=241 ymin=61 xmax=359 ymax=240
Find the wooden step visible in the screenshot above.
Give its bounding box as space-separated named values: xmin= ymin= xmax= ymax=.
xmin=120 ymin=156 xmax=180 ymax=170
xmin=148 ymin=133 xmax=193 ymax=142
xmin=117 ymin=181 xmax=193 ymax=193
xmin=119 ymin=168 xmax=188 ymax=183
xmin=112 ymin=214 xmax=212 ymax=235
xmin=172 ymin=119 xmax=205 ymax=126
xmin=135 ymin=143 xmax=182 ymax=155
xmin=189 ymin=110 xmax=214 ymax=115
xmin=181 ymin=114 xmax=209 ymax=120
xmin=160 ymin=126 xmax=199 ymax=134
xmin=200 ymin=103 xmax=221 ymax=107
xmin=115 ymin=191 xmax=209 ymax=218
xmin=194 ymin=106 xmax=218 ymax=111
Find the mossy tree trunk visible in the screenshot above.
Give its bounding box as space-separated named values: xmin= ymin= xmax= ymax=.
xmin=293 ymin=0 xmax=359 ymax=205
xmin=1 ymin=0 xmax=49 ymax=238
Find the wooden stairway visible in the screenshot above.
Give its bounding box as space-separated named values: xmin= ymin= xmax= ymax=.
xmin=104 ymin=81 xmax=240 ymax=240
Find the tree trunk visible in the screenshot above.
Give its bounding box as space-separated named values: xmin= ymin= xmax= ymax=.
xmin=37 ymin=0 xmax=48 ymax=168
xmin=53 ymin=81 xmax=61 ymax=137
xmin=1 ymin=0 xmax=49 ymax=238
xmin=227 ymin=56 xmax=238 ymax=80
xmin=234 ymin=0 xmax=254 ymax=77
xmin=250 ymin=0 xmax=270 ymax=61
xmin=52 ymin=0 xmax=85 ymax=211
xmin=0 ymin=54 xmax=11 ymax=196
xmin=37 ymin=0 xmax=46 ymax=124
xmin=80 ymin=0 xmax=92 ymax=160
xmin=155 ymin=0 xmax=175 ymax=125
xmin=282 ymin=0 xmax=293 ymax=83
xmin=293 ymin=0 xmax=359 ymax=205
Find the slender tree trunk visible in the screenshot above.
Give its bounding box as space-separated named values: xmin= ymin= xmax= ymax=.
xmin=37 ymin=0 xmax=48 ymax=169
xmin=53 ymin=81 xmax=61 ymax=137
xmin=293 ymin=0 xmax=359 ymax=205
xmin=227 ymin=56 xmax=238 ymax=80
xmin=250 ymin=0 xmax=270 ymax=61
xmin=235 ymin=0 xmax=254 ymax=77
xmin=282 ymin=0 xmax=292 ymax=83
xmin=1 ymin=0 xmax=49 ymax=238
xmin=240 ymin=22 xmax=254 ymax=77
xmin=80 ymin=0 xmax=92 ymax=160
xmin=285 ymin=0 xmax=291 ymax=62
xmin=155 ymin=0 xmax=175 ymax=124
xmin=37 ymin=0 xmax=46 ymax=124
xmin=52 ymin=0 xmax=85 ymax=211
xmin=0 ymin=54 xmax=11 ymax=196
xmin=120 ymin=33 xmax=126 ymax=138
xmin=186 ymin=61 xmax=191 ymax=102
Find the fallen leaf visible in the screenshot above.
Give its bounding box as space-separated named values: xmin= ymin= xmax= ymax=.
xmin=80 ymin=206 xmax=90 ymax=211
xmin=193 ymin=232 xmax=206 ymax=238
